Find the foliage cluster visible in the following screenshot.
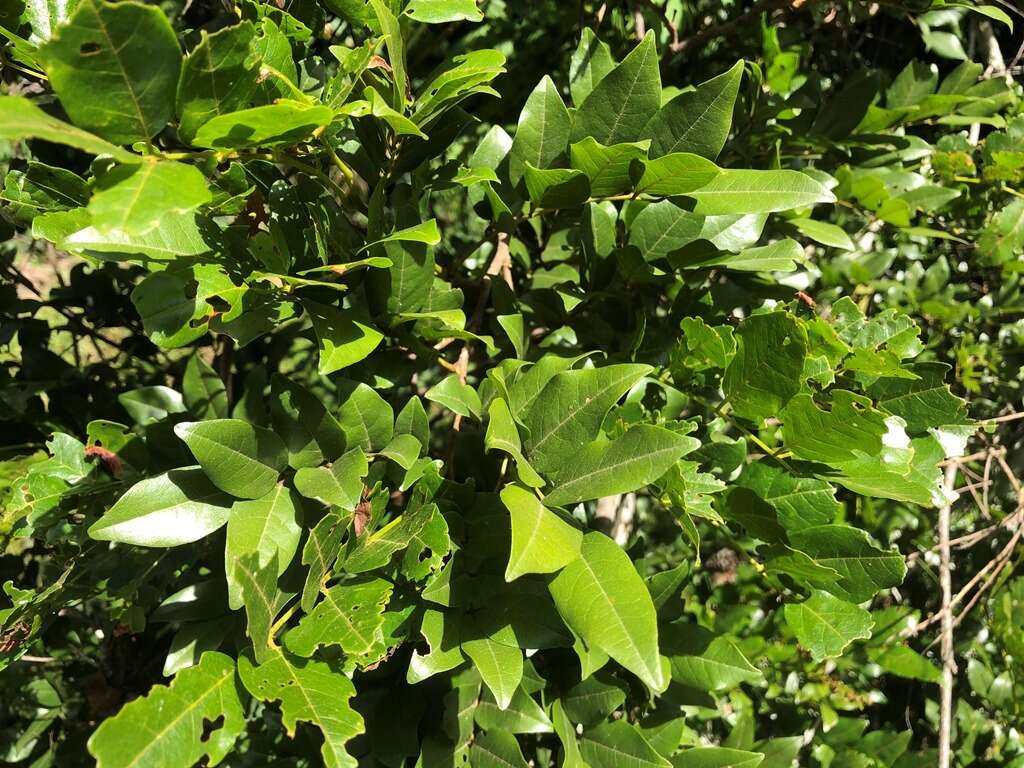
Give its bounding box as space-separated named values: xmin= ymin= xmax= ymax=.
xmin=0 ymin=1 xmax=1023 ymax=767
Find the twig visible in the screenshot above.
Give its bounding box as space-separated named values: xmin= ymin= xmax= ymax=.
xmin=937 ymin=462 xmax=957 ymax=768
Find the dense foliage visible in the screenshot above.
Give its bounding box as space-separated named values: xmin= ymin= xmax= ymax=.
xmin=1 ymin=1 xmax=1023 ymax=766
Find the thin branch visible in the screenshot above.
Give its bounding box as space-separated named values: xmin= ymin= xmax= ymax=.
xmin=937 ymin=462 xmax=957 ymax=768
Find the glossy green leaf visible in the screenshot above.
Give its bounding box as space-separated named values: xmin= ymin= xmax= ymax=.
xmin=509 ymin=75 xmax=572 ymax=184
xmin=0 ymin=95 xmax=138 ymax=162
xmin=500 ymin=484 xmax=582 ymax=581
xmin=569 ymin=137 xmax=648 ymax=197
xmin=688 ymin=170 xmax=835 ymax=215
xmin=404 ymin=0 xmax=484 ymax=23
xmin=643 ymin=61 xmax=744 ymax=160
xmin=485 ymin=398 xmax=544 ymax=488
xmin=462 ymin=636 xmax=523 ymax=710
xmin=543 ymin=425 xmax=699 ymax=507
xmin=636 ymin=152 xmax=722 ymax=196
xmin=425 ymin=374 xmax=482 ymax=419
xmin=303 ymin=301 xmax=384 ymax=375
xmin=788 ymin=525 xmax=907 ymax=603
xmin=191 ymin=101 xmax=334 ymax=149
xmin=471 ymin=729 xmax=530 ymax=768
xmin=783 ymin=591 xmax=874 ymax=661
xmin=293 ymin=449 xmax=367 ymax=511
xmin=87 ymin=652 xmax=244 ymax=768
xmin=285 ymin=578 xmax=392 ymax=657
xmin=522 ymin=363 xmax=650 ymax=473
xmin=571 ymin=31 xmax=660 ymax=146
xmin=88 ymin=161 xmax=211 ymax=236
xmin=569 ymin=27 xmax=616 ymax=106
xmin=174 ymin=419 xmax=287 ymax=499
xmin=580 ymin=720 xmax=671 ymax=768
xmin=225 ymin=484 xmax=302 ymax=610
xmin=549 ymin=532 xmax=665 ymax=691
xmin=88 ymin=468 xmax=233 ymax=547
xmin=40 ymin=0 xmax=181 ymax=144
xmin=238 ymin=650 xmax=363 ymax=768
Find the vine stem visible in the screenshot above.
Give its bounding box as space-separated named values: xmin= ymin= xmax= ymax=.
xmin=938 ymin=462 xmax=958 ymax=768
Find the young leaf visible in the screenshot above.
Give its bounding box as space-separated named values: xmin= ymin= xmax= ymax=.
xmin=87 ymin=652 xmax=245 ymax=768
xmin=404 ymin=0 xmax=484 ymax=23
xmin=88 ymin=468 xmax=233 ymax=547
xmin=549 ymin=532 xmax=666 ymax=691
xmin=191 ymin=101 xmax=334 ymax=149
xmin=40 ymin=0 xmax=182 ymax=144
xmin=425 ymin=374 xmax=482 ymax=419
xmin=174 ymin=419 xmax=288 ymax=499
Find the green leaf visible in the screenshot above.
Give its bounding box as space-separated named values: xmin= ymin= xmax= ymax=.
xmin=628 ymin=200 xmax=706 ymax=261
xmin=788 ymin=217 xmax=855 ymax=250
xmin=788 ymin=525 xmax=906 ymax=603
xmin=293 ymin=448 xmax=368 ymax=510
xmin=569 ymin=27 xmax=616 ymax=106
xmin=40 ymin=0 xmax=181 ymax=144
xmin=579 ymin=720 xmax=672 ymax=768
xmin=335 ymin=380 xmax=394 ymax=452
xmin=522 ymin=164 xmax=590 ymax=208
xmin=671 ymin=747 xmax=765 ymax=768
xmin=636 ymin=152 xmax=722 ymax=196
xmin=303 ymin=300 xmax=384 ymax=375
xmin=344 ymin=503 xmax=436 ymax=573
xmin=486 ymin=398 xmax=544 ymax=487
xmin=175 ymin=22 xmax=260 ymax=144
xmin=369 ymin=0 xmax=407 ymax=109
xmin=235 ymin=550 xmax=288 ymax=664
xmin=522 ymin=363 xmax=651 ymax=473
xmin=54 ymin=210 xmax=213 ymax=261
xmin=88 ymin=161 xmax=211 ymax=236
xmin=866 ymin=363 xmax=970 ymax=434
xmin=225 ymin=484 xmax=303 ymax=610
xmin=238 ymin=650 xmax=364 ymax=768
xmin=425 ymin=374 xmax=482 ymax=419
xmin=270 ymin=375 xmax=347 ymax=469
xmin=571 ymin=31 xmax=661 ymax=146
xmin=360 ymin=219 xmax=441 ymax=251
xmin=174 ymin=419 xmax=287 ymax=499
xmin=688 ymin=170 xmax=836 ymax=215
xmin=404 ymin=0 xmax=484 ymax=23
xmin=87 ymin=652 xmax=245 ymax=768
xmin=500 ymin=484 xmax=582 ymax=581
xmin=0 ymin=95 xmax=138 ymax=162
xmin=183 ymin=355 xmax=229 ymax=420
xmin=471 ymin=729 xmax=530 ymax=768
xmin=285 ymin=578 xmax=393 ymax=657
xmin=543 ymin=425 xmax=699 ymax=507
xmin=88 ymin=468 xmax=233 ymax=547
xmin=118 ymin=385 xmax=186 ymax=426
xmin=569 ymin=138 xmax=649 ymax=197
xmin=868 ymin=646 xmax=943 ymax=684
xmin=509 ymin=75 xmax=572 ymax=185
xmin=191 ymin=101 xmax=334 ymax=149
xmin=736 ymin=463 xmax=841 ymax=533
xmin=783 ymin=591 xmax=874 ymax=661
xmin=300 ymin=512 xmax=346 ymax=612
xmin=549 ymin=532 xmax=665 ymax=691
xmin=643 ymin=60 xmax=744 ymax=160
xmin=723 ymin=312 xmax=808 ymax=423
xmin=461 ymin=637 xmax=523 ymax=710
xmin=561 ymin=672 xmax=628 ymax=727
xmin=667 ymin=627 xmax=763 ymax=692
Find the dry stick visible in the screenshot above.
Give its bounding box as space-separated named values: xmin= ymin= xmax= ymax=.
xmin=938 ymin=462 xmax=958 ymax=768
